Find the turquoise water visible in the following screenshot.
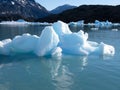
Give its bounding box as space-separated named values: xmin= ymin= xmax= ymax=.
xmin=0 ymin=24 xmax=120 ymax=90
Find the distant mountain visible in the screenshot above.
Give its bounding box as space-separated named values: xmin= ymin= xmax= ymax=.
xmin=38 ymin=5 xmax=120 ymax=23
xmin=50 ymin=4 xmax=77 ymax=14
xmin=0 ymin=0 xmax=49 ymax=21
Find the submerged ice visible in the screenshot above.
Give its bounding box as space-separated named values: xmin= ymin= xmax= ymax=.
xmin=0 ymin=21 xmax=115 ymax=56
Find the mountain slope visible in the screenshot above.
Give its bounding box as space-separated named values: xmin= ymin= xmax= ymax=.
xmin=50 ymin=4 xmax=77 ymax=14
xmin=0 ymin=0 xmax=49 ymax=21
xmin=38 ymin=5 xmax=120 ymax=23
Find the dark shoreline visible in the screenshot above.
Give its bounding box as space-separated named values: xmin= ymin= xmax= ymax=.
xmin=1 ymin=5 xmax=120 ymax=23
xmin=37 ymin=5 xmax=120 ymax=23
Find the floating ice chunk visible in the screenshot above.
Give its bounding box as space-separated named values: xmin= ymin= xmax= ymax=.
xmin=0 ymin=19 xmax=29 ymax=26
xmin=0 ymin=26 xmax=60 ymax=56
xmin=0 ymin=20 xmax=115 ymax=57
xmin=99 ymin=42 xmax=115 ymax=56
xmin=91 ymin=28 xmax=99 ymax=31
xmin=53 ymin=20 xmax=72 ymax=36
xmin=54 ymin=21 xmax=114 ymax=56
xmin=77 ymin=30 xmax=88 ymax=43
xmin=0 ymin=39 xmax=12 ymax=55
xmin=91 ymin=42 xmax=115 ymax=56
xmin=35 ymin=26 xmax=60 ymax=56
xmin=11 ymin=34 xmax=39 ymax=53
xmin=69 ymin=20 xmax=84 ymax=27
xmin=17 ymin=19 xmax=27 ymax=22
xmin=77 ymin=20 xmax=84 ymax=26
xmin=112 ymin=29 xmax=118 ymax=31
xmin=58 ymin=30 xmax=92 ymax=55
xmin=68 ymin=22 xmax=77 ymax=27
xmin=95 ymin=20 xmax=112 ymax=28
xmin=59 ymin=31 xmax=86 ymax=48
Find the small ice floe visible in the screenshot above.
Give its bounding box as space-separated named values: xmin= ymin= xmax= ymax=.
xmin=91 ymin=28 xmax=99 ymax=31
xmin=112 ymin=29 xmax=118 ymax=31
xmin=68 ymin=20 xmax=84 ymax=27
xmin=95 ymin=20 xmax=112 ymax=28
xmin=0 ymin=19 xmax=29 ymax=26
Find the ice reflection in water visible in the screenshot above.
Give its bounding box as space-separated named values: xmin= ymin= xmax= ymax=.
xmin=50 ymin=56 xmax=88 ymax=90
xmin=80 ymin=56 xmax=88 ymax=71
xmin=0 ymin=54 xmax=89 ymax=90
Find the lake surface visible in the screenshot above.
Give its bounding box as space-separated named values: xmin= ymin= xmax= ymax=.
xmin=0 ymin=24 xmax=120 ymax=90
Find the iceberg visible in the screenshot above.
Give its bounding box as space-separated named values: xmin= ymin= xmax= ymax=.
xmin=35 ymin=26 xmax=60 ymax=56
xmin=0 ymin=19 xmax=52 ymax=26
xmin=0 ymin=19 xmax=29 ymax=25
xmin=11 ymin=33 xmax=39 ymax=53
xmin=95 ymin=20 xmax=112 ymax=28
xmin=0 ymin=21 xmax=115 ymax=57
xmin=53 ymin=21 xmax=72 ymax=35
xmin=0 ymin=39 xmax=12 ymax=55
xmin=68 ymin=20 xmax=84 ymax=27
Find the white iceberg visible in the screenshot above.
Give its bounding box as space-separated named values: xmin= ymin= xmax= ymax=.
xmin=0 ymin=19 xmax=52 ymax=26
xmin=11 ymin=33 xmax=39 ymax=53
xmin=53 ymin=21 xmax=72 ymax=35
xmin=69 ymin=20 xmax=84 ymax=27
xmin=0 ymin=39 xmax=12 ymax=55
xmin=95 ymin=20 xmax=112 ymax=28
xmin=35 ymin=26 xmax=60 ymax=56
xmin=0 ymin=19 xmax=29 ymax=26
xmin=0 ymin=21 xmax=115 ymax=57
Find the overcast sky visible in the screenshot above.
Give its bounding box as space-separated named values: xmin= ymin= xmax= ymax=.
xmin=36 ymin=0 xmax=120 ymax=10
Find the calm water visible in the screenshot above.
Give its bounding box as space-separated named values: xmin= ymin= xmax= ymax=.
xmin=0 ymin=24 xmax=120 ymax=90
